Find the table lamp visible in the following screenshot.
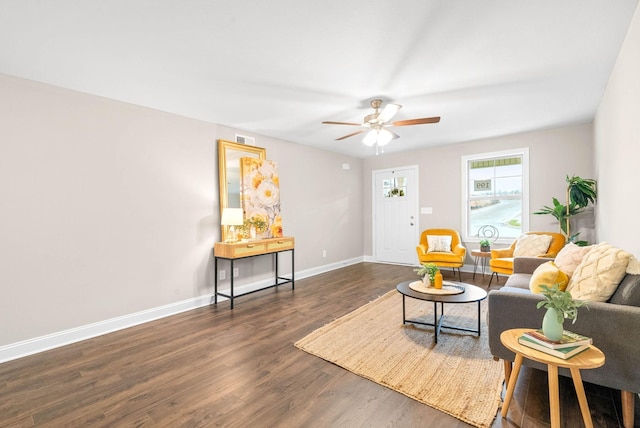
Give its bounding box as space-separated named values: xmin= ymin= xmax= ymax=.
xmin=221 ymin=208 xmax=244 ymax=242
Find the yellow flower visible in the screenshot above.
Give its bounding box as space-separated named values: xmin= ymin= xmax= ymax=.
xmin=270 ymin=215 xmax=283 ymax=237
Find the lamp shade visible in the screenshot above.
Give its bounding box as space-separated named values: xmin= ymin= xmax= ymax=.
xmin=362 ymin=129 xmax=377 ymax=146
xmin=221 ymin=208 xmax=244 ymax=226
xmin=376 ymin=129 xmax=393 ymax=146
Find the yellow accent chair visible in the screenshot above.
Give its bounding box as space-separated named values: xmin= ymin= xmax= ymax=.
xmin=488 ymin=231 xmax=566 ymax=285
xmin=416 ymin=229 xmax=466 ymax=281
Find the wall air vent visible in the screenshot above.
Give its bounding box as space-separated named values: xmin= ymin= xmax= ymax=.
xmin=235 ymin=134 xmax=255 ymax=146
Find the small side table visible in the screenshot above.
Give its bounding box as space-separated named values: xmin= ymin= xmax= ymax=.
xmin=471 ymin=250 xmax=491 ymax=280
xmin=500 ymin=328 xmax=605 ymax=428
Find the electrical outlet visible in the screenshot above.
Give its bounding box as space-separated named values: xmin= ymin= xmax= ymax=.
xmin=219 ymin=270 xmax=226 ymax=280
xmin=322 ymin=250 xmax=327 ymax=258
xmin=233 ymin=268 xmax=239 ymax=277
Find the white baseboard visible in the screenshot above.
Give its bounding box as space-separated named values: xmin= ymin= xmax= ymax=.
xmin=0 ymin=256 xmax=365 ymax=364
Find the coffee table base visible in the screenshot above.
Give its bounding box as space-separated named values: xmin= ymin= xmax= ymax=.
xmin=401 ymin=296 xmax=482 ymax=343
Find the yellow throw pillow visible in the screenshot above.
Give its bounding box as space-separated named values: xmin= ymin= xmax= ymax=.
xmin=529 ymin=261 xmax=569 ymax=294
xmin=566 ymin=242 xmax=631 ymax=302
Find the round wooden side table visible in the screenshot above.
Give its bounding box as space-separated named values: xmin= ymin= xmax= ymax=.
xmin=471 ymin=249 xmax=491 ymax=280
xmin=500 ymin=328 xmax=605 ymax=428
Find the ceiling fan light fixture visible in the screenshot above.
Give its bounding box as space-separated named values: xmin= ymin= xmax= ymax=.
xmin=376 ymin=128 xmax=394 ymax=146
xmin=322 ymin=98 xmax=441 ymax=153
xmin=362 ymin=129 xmax=377 ymax=146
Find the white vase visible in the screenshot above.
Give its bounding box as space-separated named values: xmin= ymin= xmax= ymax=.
xmin=422 ymin=275 xmax=431 ymax=287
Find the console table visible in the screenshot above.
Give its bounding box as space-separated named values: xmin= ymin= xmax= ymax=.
xmin=213 ymin=236 xmax=294 ymax=309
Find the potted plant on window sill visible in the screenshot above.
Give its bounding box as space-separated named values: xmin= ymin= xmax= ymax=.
xmin=536 ymin=284 xmax=588 ymax=341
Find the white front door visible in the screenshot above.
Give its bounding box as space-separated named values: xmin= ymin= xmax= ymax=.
xmin=373 ymin=166 xmax=418 ymax=264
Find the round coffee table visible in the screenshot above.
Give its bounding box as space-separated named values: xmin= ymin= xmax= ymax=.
xmin=396 ymin=280 xmax=487 ymax=343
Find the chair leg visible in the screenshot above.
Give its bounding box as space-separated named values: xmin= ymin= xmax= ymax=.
xmin=457 ymin=267 xmax=462 ymax=281
xmin=621 ymin=390 xmax=634 ymax=428
xmin=489 ymin=272 xmax=499 ymax=286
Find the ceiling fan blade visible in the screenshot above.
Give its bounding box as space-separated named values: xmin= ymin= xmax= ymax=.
xmin=322 ymin=121 xmax=362 ymax=126
xmin=377 ymin=103 xmax=402 ymax=123
xmin=391 ymin=116 xmax=441 ymax=126
xmin=335 ymin=129 xmax=366 ymax=141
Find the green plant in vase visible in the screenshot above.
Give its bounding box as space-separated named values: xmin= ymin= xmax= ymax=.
xmin=241 ymin=217 xmax=268 ymax=239
xmin=479 ymin=239 xmax=491 ymax=252
xmin=534 ymin=175 xmax=597 ymax=245
xmin=414 ymin=263 xmax=438 ymax=285
xmin=536 ymin=284 xmax=588 ymax=341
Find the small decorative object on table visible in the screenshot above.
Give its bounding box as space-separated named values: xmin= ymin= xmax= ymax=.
xmin=536 ymin=284 xmax=588 ymax=341
xmin=414 ymin=263 xmax=438 ymax=287
xmin=522 ymin=329 xmax=592 ymax=349
xmin=241 ymin=217 xmax=268 ymax=240
xmin=479 ymin=239 xmax=491 ymax=252
xmin=518 ymin=328 xmax=592 ymax=359
xmin=433 ymin=269 xmax=443 ymax=289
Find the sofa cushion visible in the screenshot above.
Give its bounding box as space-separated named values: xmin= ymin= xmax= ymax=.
xmin=554 ymin=243 xmax=594 ymax=278
xmin=504 ymin=273 xmax=533 ymax=290
xmin=499 ymin=286 xmax=533 ymax=295
xmin=513 ymin=234 xmax=552 ymax=257
xmin=427 ymin=235 xmax=452 ymax=253
xmin=529 ymin=261 xmax=569 ymax=293
xmin=608 ymin=274 xmax=640 ymax=306
xmin=566 ymin=242 xmax=631 ymax=302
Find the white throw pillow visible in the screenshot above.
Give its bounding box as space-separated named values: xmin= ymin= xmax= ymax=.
xmin=427 ymin=235 xmax=452 ymax=253
xmin=513 ymin=234 xmax=553 ymax=257
xmin=554 ymin=243 xmax=594 ymax=278
xmin=566 ymin=242 xmax=631 ymax=302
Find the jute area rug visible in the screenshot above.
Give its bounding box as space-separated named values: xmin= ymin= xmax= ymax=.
xmin=295 ymin=290 xmax=503 ymax=428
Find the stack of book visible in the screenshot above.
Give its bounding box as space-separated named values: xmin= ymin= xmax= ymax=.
xmin=517 ymin=329 xmax=592 ymax=359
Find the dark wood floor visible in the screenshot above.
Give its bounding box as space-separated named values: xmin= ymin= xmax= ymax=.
xmin=0 ymin=263 xmax=637 ymax=427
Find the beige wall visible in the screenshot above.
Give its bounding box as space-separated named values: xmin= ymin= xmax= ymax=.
xmin=595 ymin=3 xmax=640 ymax=256
xmin=0 ymin=74 xmax=363 ymax=347
xmin=363 ymin=123 xmax=594 ymax=259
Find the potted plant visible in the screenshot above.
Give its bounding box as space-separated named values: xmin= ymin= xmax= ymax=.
xmin=534 ymin=175 xmax=597 ymax=245
xmin=536 ymin=284 xmax=588 ymax=341
xmin=414 ymin=263 xmax=439 ymax=286
xmin=241 ymin=217 xmax=268 ymax=239
xmin=479 ymin=239 xmax=491 ymax=252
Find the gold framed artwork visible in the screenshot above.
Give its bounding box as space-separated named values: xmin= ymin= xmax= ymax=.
xmin=240 ymin=157 xmax=282 ymax=238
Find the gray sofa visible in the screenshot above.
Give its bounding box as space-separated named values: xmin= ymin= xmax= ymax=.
xmin=487 ymin=256 xmax=640 ymax=428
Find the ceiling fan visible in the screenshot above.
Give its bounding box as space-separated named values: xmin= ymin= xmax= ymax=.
xmin=322 ymin=99 xmax=440 ymax=153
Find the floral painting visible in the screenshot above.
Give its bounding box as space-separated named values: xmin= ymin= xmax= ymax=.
xmin=240 ymin=157 xmax=282 ymax=238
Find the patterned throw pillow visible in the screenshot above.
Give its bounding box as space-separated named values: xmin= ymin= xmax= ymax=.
xmin=513 ymin=234 xmax=553 ymax=257
xmin=566 ymin=242 xmax=631 ymax=302
xmin=427 ymin=235 xmax=452 ymax=253
xmin=529 ymin=261 xmax=570 ymax=293
xmin=554 ymin=243 xmax=594 ymax=278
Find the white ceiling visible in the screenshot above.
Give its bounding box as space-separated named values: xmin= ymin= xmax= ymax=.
xmin=0 ymin=1 xmax=637 ymax=158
